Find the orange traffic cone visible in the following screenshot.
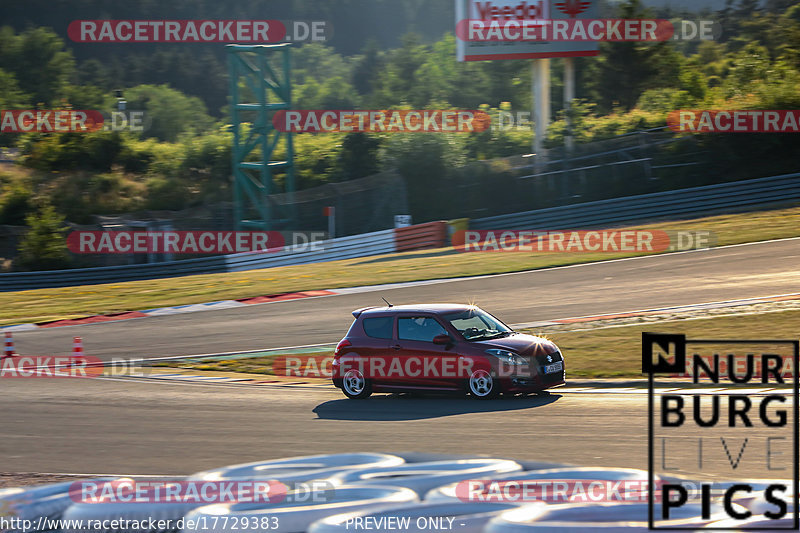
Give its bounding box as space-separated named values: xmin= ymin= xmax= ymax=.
xmin=3 ymin=332 xmax=15 ymax=359
xmin=71 ymin=336 xmax=84 ymax=366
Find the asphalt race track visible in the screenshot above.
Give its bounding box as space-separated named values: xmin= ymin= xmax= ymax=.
xmin=0 ymin=377 xmax=743 ymax=478
xmin=9 ymin=238 xmax=800 ymax=361
xmin=2 ymin=238 xmax=799 ymax=477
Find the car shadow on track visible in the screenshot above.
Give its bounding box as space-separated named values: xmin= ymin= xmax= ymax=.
xmin=312 ymin=393 xmax=561 ymax=421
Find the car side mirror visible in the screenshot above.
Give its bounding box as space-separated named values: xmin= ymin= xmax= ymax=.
xmin=432 ymin=334 xmax=452 ymax=346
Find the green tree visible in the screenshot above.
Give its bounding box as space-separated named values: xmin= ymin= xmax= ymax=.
xmin=724 ymin=42 xmax=772 ymax=98
xmin=61 ymin=83 xmax=106 ymax=109
xmin=292 ymin=43 xmax=355 ymax=92
xmin=585 ymin=0 xmax=682 ymax=112
xmin=123 ymin=84 xmax=215 ymax=142
xmin=0 ymin=176 xmax=33 ymax=225
xmin=0 ymin=68 xmax=27 ymax=108
xmin=0 ymin=67 xmax=28 ymax=147
xmin=0 ymin=26 xmax=75 ymax=106
xmin=338 ymin=132 xmax=381 ymax=179
xmin=678 ymin=61 xmax=708 ymax=102
xmin=16 ymin=202 xmax=70 ymax=271
xmin=371 ymin=33 xmax=429 ymax=106
xmin=24 ymin=131 xmax=125 ymax=173
xmin=295 ymin=78 xmax=324 ymax=108
xmin=319 ymin=76 xmax=360 ymax=108
xmin=353 ymin=39 xmax=384 ymax=96
xmin=379 ymin=133 xmax=467 ymax=221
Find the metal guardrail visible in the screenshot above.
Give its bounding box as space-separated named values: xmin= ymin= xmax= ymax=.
xmin=0 ymin=229 xmax=398 ymax=291
xmin=0 ymin=224 xmax=448 ymax=291
xmin=223 ymin=229 xmax=397 ymax=272
xmin=0 ymin=255 xmax=231 ymax=291
xmin=470 ymin=173 xmax=800 ymax=230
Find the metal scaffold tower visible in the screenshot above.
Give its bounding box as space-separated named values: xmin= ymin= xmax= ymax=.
xmin=228 ymin=43 xmax=295 ymax=230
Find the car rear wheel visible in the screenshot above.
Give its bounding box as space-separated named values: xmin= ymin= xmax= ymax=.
xmin=342 ymin=369 xmax=372 ymax=399
xmin=468 ymin=369 xmax=499 ymax=399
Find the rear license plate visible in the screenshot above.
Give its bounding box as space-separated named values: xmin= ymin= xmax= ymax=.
xmin=544 ymin=361 xmax=563 ymax=374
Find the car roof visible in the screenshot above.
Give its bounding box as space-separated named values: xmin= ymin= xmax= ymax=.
xmin=352 ymin=304 xmax=479 ymax=318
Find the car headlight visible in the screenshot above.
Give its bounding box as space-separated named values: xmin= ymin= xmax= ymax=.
xmin=485 ymin=349 xmax=526 ymax=365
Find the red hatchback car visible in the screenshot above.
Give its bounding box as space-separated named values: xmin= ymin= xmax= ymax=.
xmin=331 ymin=304 xmax=565 ymax=399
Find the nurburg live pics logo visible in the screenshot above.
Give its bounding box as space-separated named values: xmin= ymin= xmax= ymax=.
xmin=642 ymin=332 xmax=799 ymax=530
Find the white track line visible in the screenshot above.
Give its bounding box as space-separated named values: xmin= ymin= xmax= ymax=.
xmin=90 ymin=373 xmax=793 ymax=396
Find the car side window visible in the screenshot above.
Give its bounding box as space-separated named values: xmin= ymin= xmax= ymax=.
xmin=398 ymin=316 xmax=447 ymax=342
xmin=362 ymin=317 xmax=394 ymax=339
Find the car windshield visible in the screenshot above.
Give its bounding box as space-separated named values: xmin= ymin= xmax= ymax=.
xmin=443 ymin=308 xmax=513 ymax=341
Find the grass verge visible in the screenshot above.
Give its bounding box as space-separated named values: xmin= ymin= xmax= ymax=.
xmin=530 ymin=309 xmax=800 ymax=378
xmin=152 ymin=351 xmax=333 ymax=376
xmin=1 ymin=204 xmax=798 ymax=326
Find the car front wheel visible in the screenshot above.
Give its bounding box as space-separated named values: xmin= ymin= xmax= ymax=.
xmin=342 ymin=369 xmax=372 ymax=399
xmin=468 ymin=369 xmax=499 ymax=399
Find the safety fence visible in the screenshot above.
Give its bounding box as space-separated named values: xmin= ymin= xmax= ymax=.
xmin=470 ymin=173 xmax=800 ymax=230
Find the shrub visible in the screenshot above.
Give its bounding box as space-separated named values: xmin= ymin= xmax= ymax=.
xmin=0 ymin=175 xmax=33 ymax=225
xmin=15 ymin=202 xmax=70 ymax=271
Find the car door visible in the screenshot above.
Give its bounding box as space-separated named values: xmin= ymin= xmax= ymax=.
xmin=350 ymin=315 xmax=394 ymax=384
xmin=392 ymin=314 xmax=461 ymax=389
